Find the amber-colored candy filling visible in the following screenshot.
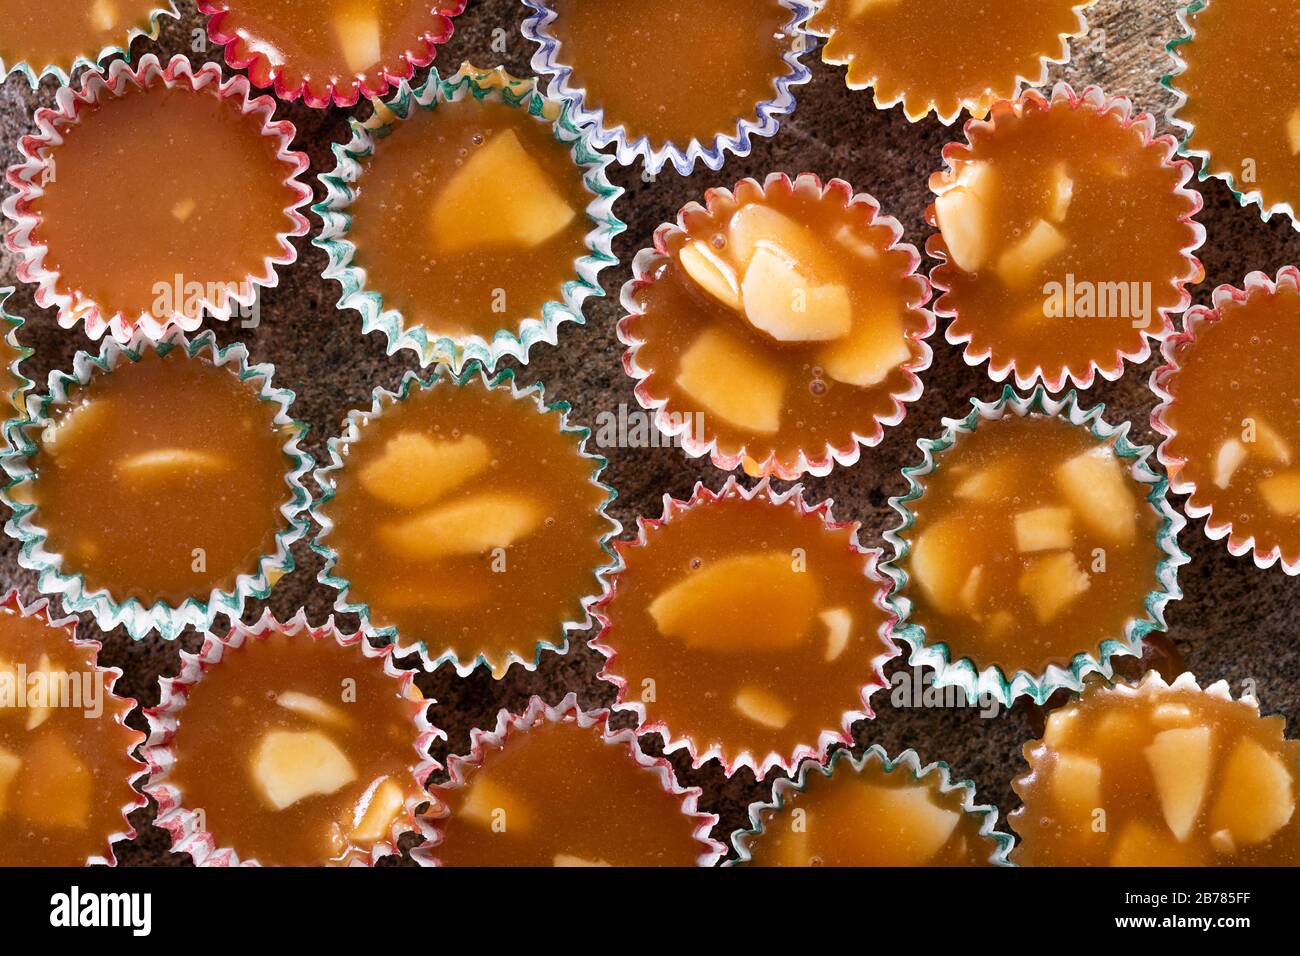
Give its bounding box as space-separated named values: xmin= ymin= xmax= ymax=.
xmin=1012 ymin=680 xmax=1300 ymax=866
xmin=1161 ymin=281 xmax=1300 ymax=566
xmin=599 ymin=488 xmax=892 ymax=762
xmin=930 ymin=93 xmax=1198 ymax=384
xmin=901 ymin=415 xmax=1161 ymax=676
xmin=26 ymin=350 xmax=295 ymax=604
xmin=1174 ymin=0 xmax=1300 ymax=217
xmin=208 ymin=0 xmax=456 ymax=103
xmin=433 ymin=720 xmax=705 ymax=866
xmin=0 ymin=0 xmax=164 ymax=70
xmin=166 ymin=631 xmax=425 ymax=866
xmin=629 ymin=178 xmax=928 ymax=472
xmin=747 ymin=758 xmax=998 ymax=866
xmin=30 ymin=82 xmax=299 ymax=328
xmin=323 ymin=379 xmax=610 ymax=668
xmin=547 ymin=0 xmax=793 ymax=148
xmin=0 ymin=607 xmax=140 ymax=866
xmin=347 ymin=96 xmax=590 ymax=341
xmin=811 ymin=0 xmax=1091 ymax=120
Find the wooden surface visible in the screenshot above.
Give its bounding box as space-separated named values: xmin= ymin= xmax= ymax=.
xmin=0 ymin=0 xmax=1297 ymax=865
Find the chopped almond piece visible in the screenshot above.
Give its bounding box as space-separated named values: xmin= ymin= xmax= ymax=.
xmin=847 ymin=0 xmax=902 ymax=18
xmin=251 ymin=730 xmax=358 ymax=811
xmin=1051 ymin=752 xmax=1102 ymax=825
xmin=276 ymin=691 xmax=353 ymax=729
xmin=1259 ymin=471 xmax=1300 ymax=515
xmin=171 ymin=198 xmax=197 ymax=223
xmin=1110 ymin=819 xmax=1204 ymax=866
xmin=333 ymin=3 xmax=382 ymax=73
xmin=734 ymin=686 xmax=793 ymax=729
xmin=1014 ymin=506 xmax=1073 ymax=553
xmin=996 ymin=219 xmax=1068 ymax=289
xmin=117 ymin=448 xmax=230 ymax=480
xmin=831 ymin=224 xmax=880 ymax=261
xmin=1209 ymin=736 xmax=1295 ymax=846
xmin=1288 ymin=104 xmax=1300 ymax=155
xmin=1213 ymin=438 xmax=1248 ymax=489
xmin=431 ymin=129 xmax=576 ymax=254
xmin=379 ymin=492 xmax=542 ymax=560
xmin=0 ymin=745 xmax=20 ymax=818
xmin=1247 ymin=416 xmax=1292 ymax=463
xmin=816 ymin=306 xmax=911 ymax=387
xmin=935 ymin=161 xmax=996 ymax=272
xmin=1150 ymin=703 xmax=1195 ymax=726
xmin=17 ymin=732 xmax=91 ymax=829
xmin=678 ymin=241 xmax=742 ymax=312
xmin=553 ymin=853 xmax=611 ymax=867
xmin=741 ymin=246 xmax=852 ymax=343
xmin=90 ymin=0 xmax=117 ymax=31
xmin=985 ymin=609 xmax=1015 ymax=641
xmin=953 ymin=461 xmax=1016 ymax=501
xmin=45 ymin=401 xmax=111 ymax=458
xmin=820 ymin=607 xmax=852 ymax=662
xmin=649 ymin=551 xmax=820 ymax=650
xmin=727 ymin=203 xmax=836 ymax=279
xmin=1144 ymin=727 xmax=1211 ymax=841
xmin=675 ymin=326 xmax=786 ymax=434
xmin=909 ymin=517 xmax=973 ymax=615
xmin=1043 ymin=707 xmax=1080 ymax=749
xmin=1047 ymin=163 xmax=1075 ymax=223
xmin=1093 ymin=710 xmax=1141 ymax=764
xmin=1054 ymin=446 xmax=1137 ymax=545
xmin=359 ymin=432 xmax=490 ymax=510
xmin=1209 ymin=829 xmax=1237 ymax=856
xmin=1018 ymin=551 xmax=1090 ymax=624
xmin=349 ymin=776 xmax=406 ymax=844
xmin=460 ymin=776 xmax=530 ymax=831
xmin=856 ymin=785 xmax=960 ymax=865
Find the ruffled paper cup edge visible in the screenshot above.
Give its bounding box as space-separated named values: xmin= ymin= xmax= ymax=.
xmin=2 ymin=53 xmax=312 ymax=345
xmin=314 ymin=61 xmax=624 ymax=373
xmin=0 ymin=2 xmax=178 ymax=87
xmin=414 ymin=690 xmax=725 ymax=866
xmin=809 ymin=0 xmax=1095 ymax=125
xmin=1008 ymin=669 xmax=1291 ymax=860
xmin=880 ymin=384 xmax=1189 ymax=709
xmin=310 ymin=360 xmax=622 ymax=679
xmin=140 ymin=608 xmax=441 ymax=866
xmin=0 ymin=587 xmax=148 ymax=866
xmin=0 ymin=289 xmax=36 ymax=455
xmin=590 ymin=476 xmax=901 ymax=779
xmin=198 ymin=0 xmax=465 ymax=109
xmin=1162 ymin=0 xmax=1300 ymax=233
xmin=728 ymin=744 xmax=1015 ymax=866
xmin=618 ymin=171 xmax=935 ymax=481
xmin=925 ymin=82 xmax=1206 ymax=393
xmin=0 ymin=326 xmax=314 ymax=641
xmin=521 ymin=0 xmax=815 ymax=176
xmin=1150 ymin=264 xmax=1300 ymax=575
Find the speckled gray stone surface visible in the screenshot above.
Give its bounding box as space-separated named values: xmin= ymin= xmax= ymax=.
xmin=0 ymin=0 xmax=1296 ymax=866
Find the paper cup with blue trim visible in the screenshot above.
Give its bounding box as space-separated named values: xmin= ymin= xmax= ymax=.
xmin=521 ymin=0 xmax=814 ymax=175
xmin=730 ymin=746 xmax=1014 ymax=866
xmin=310 ymin=361 xmax=620 ymax=678
xmin=0 ymin=289 xmax=35 ymax=455
xmin=880 ymin=385 xmax=1188 ymax=709
xmin=314 ymin=62 xmax=623 ymax=372
xmin=0 ymin=328 xmax=312 ymax=640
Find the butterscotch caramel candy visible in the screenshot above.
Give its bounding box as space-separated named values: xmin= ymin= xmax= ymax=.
xmin=0 ymin=592 xmax=143 ymax=866
xmin=143 ymin=618 xmax=434 ymax=866
xmin=425 ymin=697 xmax=721 ymax=867
xmin=1012 ymin=673 xmax=1300 ymax=866
xmin=593 ymin=479 xmax=896 ymax=774
xmin=1153 ymin=267 xmax=1300 ymax=574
